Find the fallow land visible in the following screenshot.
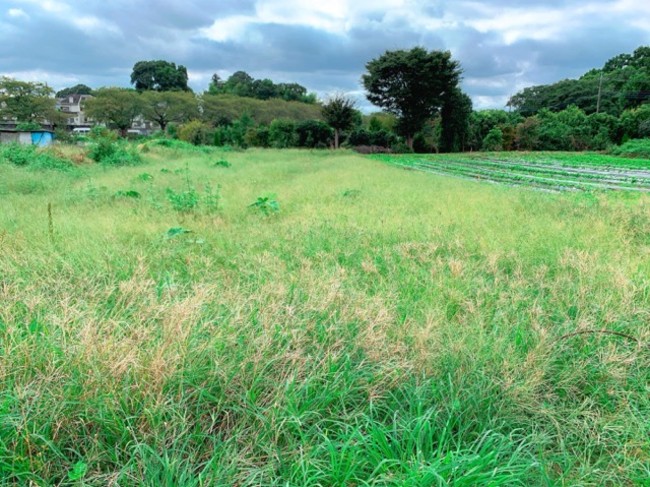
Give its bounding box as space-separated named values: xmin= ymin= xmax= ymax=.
xmin=1 ymin=144 xmax=649 ymax=485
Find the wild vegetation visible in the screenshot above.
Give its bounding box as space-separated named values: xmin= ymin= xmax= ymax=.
xmin=1 ymin=142 xmax=649 ymax=485
xmin=2 ymin=47 xmax=649 ymax=155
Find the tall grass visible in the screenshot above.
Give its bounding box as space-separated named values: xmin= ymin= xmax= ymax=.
xmin=0 ymin=146 xmax=648 ymax=485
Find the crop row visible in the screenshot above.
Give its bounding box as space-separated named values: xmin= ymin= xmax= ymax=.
xmin=395 ymin=157 xmax=650 ymax=192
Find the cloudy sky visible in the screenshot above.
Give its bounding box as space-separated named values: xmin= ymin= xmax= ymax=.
xmin=1 ymin=0 xmax=649 ymax=110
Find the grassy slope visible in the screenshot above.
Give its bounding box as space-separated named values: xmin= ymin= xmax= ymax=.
xmin=1 ymin=147 xmax=649 ymax=485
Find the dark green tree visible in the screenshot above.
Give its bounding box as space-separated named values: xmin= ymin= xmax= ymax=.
xmin=56 ymin=84 xmax=93 ymax=98
xmin=130 ymin=60 xmax=190 ymax=92
xmin=321 ymin=95 xmax=356 ymax=149
xmin=440 ymin=88 xmax=472 ymax=152
xmin=362 ymin=47 xmax=462 ymax=150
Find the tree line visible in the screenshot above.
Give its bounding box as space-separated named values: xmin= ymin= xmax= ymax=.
xmin=1 ymin=48 xmax=648 ymax=152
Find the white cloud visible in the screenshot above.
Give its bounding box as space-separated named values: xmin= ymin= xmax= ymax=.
xmin=7 ymin=8 xmax=28 ymax=19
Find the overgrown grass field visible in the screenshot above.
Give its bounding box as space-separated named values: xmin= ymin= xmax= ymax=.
xmin=1 ymin=145 xmax=649 ymax=485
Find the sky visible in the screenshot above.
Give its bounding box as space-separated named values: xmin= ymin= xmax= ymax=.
xmin=1 ymin=0 xmax=649 ymax=111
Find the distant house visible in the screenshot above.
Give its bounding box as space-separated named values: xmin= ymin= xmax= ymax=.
xmin=0 ymin=129 xmax=55 ymax=147
xmin=56 ymin=94 xmax=94 ymax=127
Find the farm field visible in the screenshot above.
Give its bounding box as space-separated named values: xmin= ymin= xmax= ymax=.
xmin=375 ymin=152 xmax=650 ymax=193
xmin=1 ymin=145 xmax=650 ymax=485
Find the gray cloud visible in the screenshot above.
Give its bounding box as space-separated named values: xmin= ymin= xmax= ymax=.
xmin=1 ymin=0 xmax=648 ymax=110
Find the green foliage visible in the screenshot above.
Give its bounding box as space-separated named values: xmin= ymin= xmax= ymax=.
xmin=141 ymin=91 xmax=199 ymax=131
xmin=610 ymin=138 xmax=650 ymax=158
xmin=114 ymin=190 xmax=141 ymax=198
xmin=56 ymin=84 xmax=93 ymax=98
xmin=0 ymin=143 xmax=74 ymax=171
xmin=482 ymin=127 xmax=504 ymax=151
xmin=166 ymin=186 xmax=199 ymax=212
xmin=508 ymin=45 xmax=650 ymax=116
xmin=131 ymin=60 xmax=190 ymax=92
xmin=201 ymin=94 xmax=322 ymax=126
xmin=249 ymin=194 xmax=280 ymax=215
xmin=84 ymin=88 xmax=144 ymax=136
xmin=164 ymin=226 xmax=192 ymax=238
xmin=67 ymin=461 xmax=87 ymax=481
xmin=268 ymin=119 xmax=297 ymax=148
xmin=178 ymin=120 xmax=213 ymax=146
xmin=440 ymin=88 xmax=473 ymax=152
xmin=88 ymin=138 xmax=142 ymax=166
xmin=321 ymin=95 xmax=356 ymax=148
xmin=363 ymin=47 xmax=462 ymax=148
xmin=211 ymin=159 xmax=231 ymax=168
xmin=295 ymin=119 xmax=333 ymax=148
xmin=15 ymin=122 xmax=42 ymax=131
xmin=0 ymin=76 xmax=55 ymax=124
xmin=208 ymin=71 xmax=316 ymax=103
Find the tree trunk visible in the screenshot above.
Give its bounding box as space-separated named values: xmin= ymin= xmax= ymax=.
xmin=334 ymin=129 xmax=340 ymax=149
xmin=406 ymin=135 xmax=414 ymax=151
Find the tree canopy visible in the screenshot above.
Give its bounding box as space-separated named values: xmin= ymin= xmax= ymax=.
xmin=140 ymin=91 xmax=198 ymax=131
xmin=0 ymin=77 xmax=55 ymax=124
xmin=130 ymin=60 xmax=190 ymax=92
xmin=321 ymin=95 xmax=357 ymax=149
xmin=208 ymin=71 xmax=316 ymax=103
xmin=362 ymin=47 xmax=462 ymax=149
xmin=508 ymin=46 xmax=650 ymax=117
xmin=56 ymin=84 xmax=94 ymax=98
xmin=84 ymin=88 xmax=144 ymax=136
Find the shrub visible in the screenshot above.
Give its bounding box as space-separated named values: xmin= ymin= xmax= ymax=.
xmin=296 ymin=120 xmax=333 ymax=148
xmin=0 ymin=143 xmax=76 ymax=170
xmin=269 ymin=119 xmax=297 ymax=148
xmin=610 ymin=139 xmax=650 ymax=158
xmin=178 ymin=120 xmax=213 ymax=146
xmin=88 ymin=137 xmax=142 ymax=166
xmin=482 ymin=127 xmax=504 ymax=151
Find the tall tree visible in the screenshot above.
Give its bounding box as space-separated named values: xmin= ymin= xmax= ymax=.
xmin=84 ymin=88 xmax=144 ymax=136
xmin=321 ymin=95 xmax=356 ymax=149
xmin=130 ymin=60 xmax=190 ymax=92
xmin=362 ymin=47 xmax=462 ymax=150
xmin=141 ymin=91 xmax=198 ymax=131
xmin=0 ymin=77 xmax=55 ymax=124
xmin=440 ymin=88 xmax=472 ymax=152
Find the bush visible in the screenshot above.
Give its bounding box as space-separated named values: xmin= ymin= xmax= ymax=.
xmin=482 ymin=127 xmax=504 ymax=151
xmin=269 ymin=119 xmax=297 ymax=148
xmin=296 ymin=120 xmax=333 ymax=148
xmin=88 ymin=138 xmax=142 ymax=166
xmin=0 ymin=143 xmax=75 ymax=171
xmin=178 ymin=120 xmax=213 ymax=146
xmin=610 ymin=139 xmax=650 ymax=159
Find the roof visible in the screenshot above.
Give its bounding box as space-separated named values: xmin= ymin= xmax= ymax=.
xmin=0 ymin=129 xmax=55 ymax=133
xmin=57 ymin=94 xmax=93 ymax=106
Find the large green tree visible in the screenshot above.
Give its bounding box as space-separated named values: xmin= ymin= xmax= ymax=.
xmin=0 ymin=77 xmax=55 ymax=124
xmin=141 ymin=91 xmax=198 ymax=131
xmin=84 ymin=88 xmax=144 ymax=136
xmin=130 ymin=60 xmax=190 ymax=92
xmin=362 ymin=47 xmax=462 ymax=150
xmin=321 ymin=95 xmax=356 ymax=149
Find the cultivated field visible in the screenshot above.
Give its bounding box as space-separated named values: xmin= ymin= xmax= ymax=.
xmin=1 ymin=145 xmax=649 ymax=485
xmin=377 ymin=152 xmax=650 ymax=193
